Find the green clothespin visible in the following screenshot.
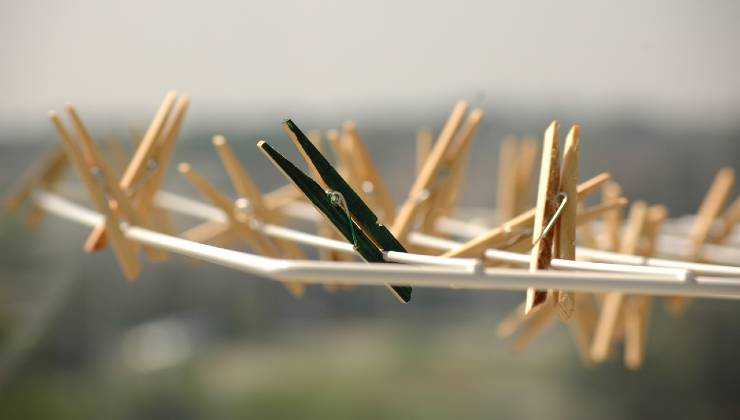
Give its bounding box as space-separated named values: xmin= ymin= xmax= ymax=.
xmin=257 ymin=120 xmax=412 ymax=303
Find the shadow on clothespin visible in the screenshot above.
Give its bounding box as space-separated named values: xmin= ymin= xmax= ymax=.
xmin=257 ymin=119 xmax=413 ymax=303
xmin=3 ymin=145 xmax=69 ymax=228
xmin=48 ymin=109 xmax=141 ymax=280
xmin=83 ymin=91 xmax=189 ymax=262
xmin=177 ymin=148 xmax=306 ymax=298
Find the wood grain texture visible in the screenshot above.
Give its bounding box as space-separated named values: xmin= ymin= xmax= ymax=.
xmin=526 ymin=121 xmax=561 ymax=314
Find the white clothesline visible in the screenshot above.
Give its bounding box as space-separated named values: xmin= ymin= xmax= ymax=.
xmin=30 ymin=190 xmax=740 ymax=300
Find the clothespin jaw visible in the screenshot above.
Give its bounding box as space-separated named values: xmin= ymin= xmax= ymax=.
xmin=48 ymin=110 xmax=141 ymax=281
xmin=281 ymin=120 xmax=409 ymax=258
xmin=257 ymin=132 xmax=412 ymax=303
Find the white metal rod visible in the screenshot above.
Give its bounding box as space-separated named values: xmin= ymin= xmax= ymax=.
xmin=30 ymin=190 xmax=740 ymax=300
xmin=153 ymin=189 xmax=738 ymax=280
xmin=408 ymin=232 xmax=692 ymax=281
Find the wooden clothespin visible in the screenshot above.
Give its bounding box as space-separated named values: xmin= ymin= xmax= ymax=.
xmin=420 ymin=108 xmax=485 ymax=234
xmin=557 ymin=125 xmax=598 ymax=363
xmin=212 ymin=134 xmax=307 ymax=261
xmin=3 ymin=145 xmax=69 ymax=228
xmin=667 ymin=167 xmax=735 ymax=315
xmin=49 ymin=111 xmax=140 ymax=280
xmin=392 ymin=101 xmax=469 ymax=243
xmin=590 ymin=201 xmax=649 ymax=362
xmin=341 ymin=122 xmax=397 ymax=223
xmin=440 ymin=172 xmax=611 ymax=259
xmin=83 ymin=91 xmax=184 ymax=257
xmin=525 ymin=121 xmax=561 ymax=314
xmin=623 ymin=204 xmax=668 ymax=370
xmin=177 ymin=161 xmax=305 ymax=298
xmin=258 ymin=120 xmax=412 ymax=303
xmin=64 ymin=104 xmax=154 ymax=254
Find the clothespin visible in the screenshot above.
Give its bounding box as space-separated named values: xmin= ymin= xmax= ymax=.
xmin=257 ymin=119 xmax=412 ymax=303
xmin=177 ymin=161 xmax=305 ymax=298
xmin=3 ymin=145 xmax=69 ymax=228
xmin=525 ymin=121 xmax=562 ymax=314
xmin=440 ymin=172 xmax=611 ymax=259
xmin=212 ymin=134 xmax=307 ymax=261
xmin=64 ymin=104 xmax=154 ymax=254
xmin=590 ymin=201 xmax=649 ymax=362
xmin=667 ymin=167 xmax=735 ymax=315
xmin=48 ymin=111 xmax=140 ymax=280
xmin=392 ymin=101 xmax=469 ymax=242
xmin=419 ymin=108 xmax=485 ymax=234
xmin=341 ymin=122 xmax=397 ymax=223
xmin=623 ymin=204 xmax=668 ymax=370
xmin=557 ymin=126 xmax=599 ymax=364
xmin=495 ymin=125 xmax=610 ymax=355
xmin=83 ymin=92 xmax=186 ymax=259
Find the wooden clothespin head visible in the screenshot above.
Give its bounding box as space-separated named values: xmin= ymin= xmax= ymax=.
xmin=48 ymin=109 xmax=141 ymax=281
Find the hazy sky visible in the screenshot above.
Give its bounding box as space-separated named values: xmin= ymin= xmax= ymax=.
xmin=2 ymin=0 xmax=739 ymax=128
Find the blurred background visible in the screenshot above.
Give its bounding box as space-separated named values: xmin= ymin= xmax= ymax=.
xmin=1 ymin=1 xmax=739 ymax=418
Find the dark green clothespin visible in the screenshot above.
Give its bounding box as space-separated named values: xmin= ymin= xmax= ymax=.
xmin=257 ymin=119 xmax=412 ymax=303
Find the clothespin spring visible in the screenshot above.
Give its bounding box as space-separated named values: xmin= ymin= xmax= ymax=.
xmin=327 ymin=190 xmax=359 ymax=250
